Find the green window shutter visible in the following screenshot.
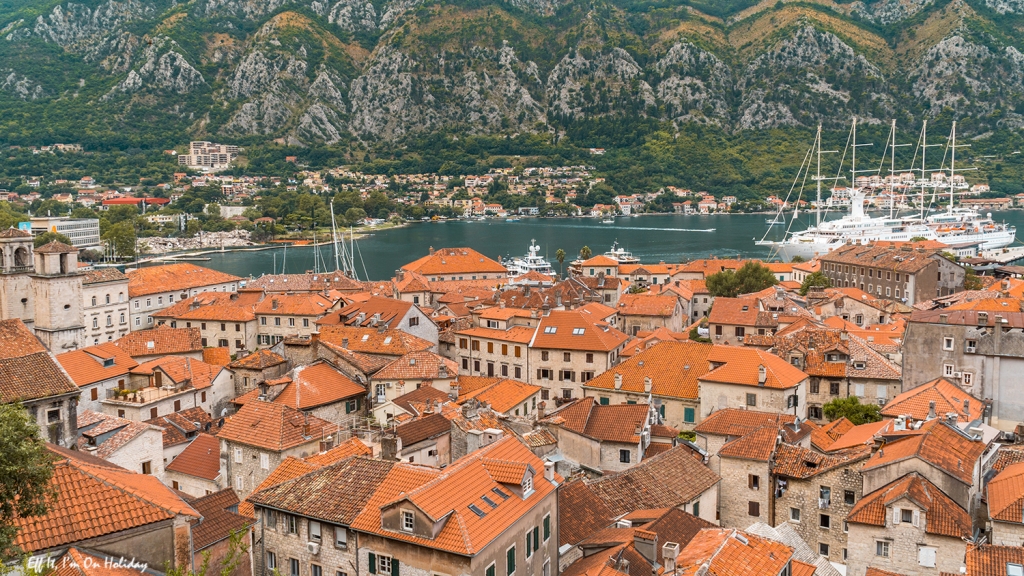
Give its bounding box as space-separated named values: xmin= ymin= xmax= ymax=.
xmin=543 ymin=516 xmax=550 ymax=540
xmin=507 ymin=546 xmax=516 ymax=575
xmin=626 ymin=400 xmax=636 ymax=405
xmin=684 ymin=407 xmax=695 ymax=423
xmin=486 ymin=565 xmax=495 ymax=576
xmin=368 ymin=553 xmax=376 ymax=574
xmin=693 ymin=501 xmax=700 ymax=517
xmin=533 ymin=526 xmax=539 ymax=552
xmin=391 ymin=560 xmax=399 ymax=576
xmin=599 ymin=397 xmax=609 ymax=405
xmin=659 ymin=405 xmax=666 ymax=418
xmin=526 ymin=532 xmax=531 ymax=556
xmin=357 ymin=397 xmax=362 ymax=410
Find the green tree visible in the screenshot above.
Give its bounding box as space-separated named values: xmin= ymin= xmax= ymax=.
xmin=0 ymin=404 xmax=56 ymax=560
xmin=344 ymin=207 xmax=367 ymax=226
xmin=555 ymin=248 xmax=566 ymax=276
xmin=579 ymin=246 xmax=592 ymax=260
xmin=799 ymin=271 xmax=832 ymax=295
xmin=910 ymin=236 xmax=928 ymax=242
xmin=823 ymin=396 xmax=882 ymax=425
xmin=964 ymin=268 xmax=984 ymax=291
xmin=33 ymin=231 xmax=72 ymax=248
xmin=706 ymin=262 xmax=779 ymax=298
xmin=103 ymin=222 xmax=136 ymax=259
xmin=790 ymin=255 xmax=806 ymax=263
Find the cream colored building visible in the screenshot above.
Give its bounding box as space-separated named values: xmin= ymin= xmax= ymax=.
xmin=82 ymin=268 xmax=130 ymax=345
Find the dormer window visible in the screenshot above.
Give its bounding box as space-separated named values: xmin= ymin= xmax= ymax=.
xmin=522 ymin=474 xmax=534 ymax=496
xmin=401 ymin=510 xmax=414 ymax=532
xmin=543 ymin=326 xmax=556 ymax=334
xmin=102 ymin=358 xmax=115 ymax=368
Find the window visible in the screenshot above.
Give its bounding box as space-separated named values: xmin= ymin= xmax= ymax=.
xmin=819 ymin=543 xmax=829 ymax=556
xmin=514 ymin=367 xmax=522 ymax=379
xmin=563 ymin=352 xmax=571 ymax=362
xmin=91 ymin=296 xmax=97 ymax=306
xmin=92 ymin=318 xmax=99 ymax=329
xmin=790 ymin=508 xmax=800 ymax=522
xmin=309 ymin=521 xmax=321 ymax=542
xmin=287 ymin=515 xmax=297 ymax=534
xmin=335 ymin=526 xmax=347 ymax=549
xmin=964 ymin=372 xmax=974 ymax=386
xmin=844 ymin=490 xmax=856 ymax=505
xmin=734 ymin=327 xmax=745 ymax=337
xmin=746 ymin=393 xmax=757 ymax=407
xmin=543 ymin=326 xmax=556 ymax=334
xmin=266 ymin=553 xmax=276 ymax=570
xmin=619 ymin=449 xmax=630 ymax=463
xmin=506 ymin=545 xmax=516 ymax=576
xmin=289 ymin=558 xmax=299 ymax=576
xmin=715 ymin=325 xmax=722 ymax=336
xmin=808 ymin=406 xmax=823 ymax=420
xmin=409 ymin=316 xmax=419 ymax=327
xmin=944 ymin=363 xmax=955 ymax=377
xmin=572 ymin=328 xmax=585 ymax=335
xmin=402 ymin=510 xmax=414 ymax=532
xmin=876 ymin=541 xmax=890 ymax=557
xmin=819 ymin=514 xmax=830 ymax=529
xmin=234 ymin=448 xmax=243 ymax=463
xmin=288 ymin=318 xmax=295 ymax=327
xmin=311 ymin=565 xmax=321 ymax=576
xmin=943 ymin=337 xmax=954 ymax=350
xmin=692 ymin=501 xmax=699 ymax=518
xmin=141 ymin=461 xmax=152 ymax=475
xmin=265 ymin=509 xmax=277 ymax=529
xmin=829 ymin=382 xmax=840 ymax=395
xmin=275 ymin=317 xmax=281 ymax=326
xmin=514 ymin=346 xmax=521 ymax=358
xmin=486 ymin=564 xmax=496 ymax=576
xmin=459 ymin=338 xmax=468 ymax=349
xmin=526 ymin=531 xmax=533 ymax=559
xmin=901 ymin=508 xmax=913 ymax=524
xmin=919 ymin=546 xmax=937 ymax=568
xmin=522 ymin=475 xmax=533 ymax=495
xmin=748 ymin=501 xmax=760 ymax=516
xmin=684 ymin=407 xmax=695 ymax=423
xmin=502 ymin=344 xmax=508 ymax=355
xmin=543 ymin=515 xmax=550 ymax=541
xmin=748 ymin=475 xmax=760 ymax=490
xmin=1008 ymin=564 xmax=1024 ymax=576
xmin=810 ymin=380 xmax=819 ymax=394
xmin=91 ymin=388 xmax=98 ymax=401
xmin=261 ymin=317 xmax=267 ymax=325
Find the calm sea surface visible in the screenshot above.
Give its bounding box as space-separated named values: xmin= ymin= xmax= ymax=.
xmin=190 ymin=211 xmax=1024 ymax=281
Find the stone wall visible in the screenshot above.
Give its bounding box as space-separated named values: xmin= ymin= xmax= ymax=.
xmin=992 ymin=520 xmax=1024 ymax=546
xmin=773 ymin=464 xmax=864 ymax=564
xmin=846 ymin=513 xmax=966 ymax=576
xmin=719 ymin=456 xmax=770 ymax=530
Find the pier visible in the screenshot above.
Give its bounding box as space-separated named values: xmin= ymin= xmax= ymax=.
xmin=980 ymin=246 xmax=1024 ymax=264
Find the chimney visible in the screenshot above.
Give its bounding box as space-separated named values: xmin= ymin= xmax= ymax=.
xmin=381 ymin=434 xmax=402 ymax=461
xmin=633 ymin=530 xmax=658 ymax=565
xmin=758 ymin=365 xmax=767 ymax=386
xmin=544 ymin=460 xmax=554 ymax=482
xmin=644 ymin=376 xmax=653 ymax=394
xmin=946 ymin=412 xmax=958 ymax=426
xmin=927 ymin=400 xmax=936 ymax=420
xmin=537 ymin=401 xmax=546 ymax=420
xmin=964 ymin=399 xmax=970 ymax=415
xmin=272 ymin=298 xmax=279 ymax=310
xmin=428 ymin=246 xmax=435 ymax=255
xmin=614 ymin=373 xmax=623 ymax=390
xmin=556 ymin=294 xmax=562 ymax=308
xmin=663 ymin=542 xmax=680 ymax=573
xmin=341 ymin=338 xmax=349 ymax=349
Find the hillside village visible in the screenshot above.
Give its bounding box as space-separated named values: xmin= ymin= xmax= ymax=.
xmin=6 ymin=231 xmax=1024 ymax=576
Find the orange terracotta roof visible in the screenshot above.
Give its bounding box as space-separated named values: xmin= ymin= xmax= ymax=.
xmin=317 ymin=325 xmax=434 ymax=356
xmin=773 ymin=443 xmax=871 ymax=478
xmin=56 ymin=343 xmax=139 ymax=387
xmin=53 ymin=548 xmax=145 ymax=576
xmin=988 ymin=461 xmax=1024 ymax=524
xmin=272 ymin=361 xmax=366 ymax=410
xmin=131 ymin=355 xmax=224 ymax=389
xmin=126 ymin=263 xmax=240 ymax=298
xmin=826 ymin=420 xmax=892 ymax=452
xmin=114 ymin=325 xmax=203 ymax=357
xmin=544 ymin=399 xmax=648 ymax=443
xmin=459 ymin=378 xmax=541 ymax=414
xmin=402 ymin=247 xmax=507 ymax=275
xmin=202 ymin=347 xmax=231 ymax=366
xmin=146 ymin=407 xmax=219 ymax=447
xmin=847 ymin=472 xmax=971 ymax=538
xmin=718 ymin=425 xmax=778 ymax=462
xmin=864 ymin=567 xmax=905 ymax=576
xmin=708 ymin=296 xmax=762 ymax=326
xmin=152 ymin=291 xmax=262 ymax=322
xmin=861 ymin=420 xmax=986 ymax=485
xmin=792 ymin=560 xmax=817 ymax=576
xmin=675 ymin=528 xmax=793 ymax=576
xmin=882 ymin=377 xmax=984 ymax=422
xmin=585 ymin=341 xmax=711 ymax=400
xmin=81 ymin=268 xmax=128 ymax=285
xmin=701 ymin=346 xmax=808 ymax=389
xmin=478 ymin=306 xmax=535 ymax=320
xmin=254 ymin=292 xmax=334 ymax=316
xmin=455 ymin=325 xmax=536 ymax=344
xmin=530 ymin=310 xmax=629 ymax=352
xmin=165 ymin=433 xmax=221 ymax=480
xmin=946 ymin=298 xmax=1022 ymax=312
xmin=396 ymin=412 xmax=451 ymax=445
xmin=455 ymin=375 xmax=505 ymax=395
xmin=374 ymin=351 xmax=457 ymax=381
xmin=694 ymin=408 xmax=796 ymax=437
xmin=558 ymin=478 xmax=614 ymax=546
xmin=217 ymin=400 xmax=338 ymax=451
xmin=229 ymin=349 xmax=286 ymax=370
xmin=810 ymin=417 xmax=855 ymax=451
xmin=577 ymin=301 xmax=618 ymax=320
xmin=188 ymin=488 xmax=254 ymax=550
xmin=966 ymin=544 xmax=1024 ymax=576
xmin=616 ymin=294 xmax=679 ymax=317
xmin=392 ymin=386 xmax=451 ymax=415
xmin=0 ymin=319 xmax=80 ymax=403
xmin=586 ymin=446 xmax=721 ymax=516
xmin=580 ymin=255 xmax=620 ymax=267
xmin=14 ymin=446 xmax=199 ymax=553
xmin=992 ymin=445 xmax=1024 ymax=474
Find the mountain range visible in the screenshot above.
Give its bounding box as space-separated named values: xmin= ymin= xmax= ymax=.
xmin=1 ymin=0 xmax=1024 ymax=147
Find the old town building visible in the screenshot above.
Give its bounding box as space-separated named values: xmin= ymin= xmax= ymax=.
xmin=819 ymin=243 xmax=965 ymax=306
xmin=126 ymin=262 xmax=241 ymax=329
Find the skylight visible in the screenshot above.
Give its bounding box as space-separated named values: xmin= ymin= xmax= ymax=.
xmin=361 ymin=335 xmax=369 ymax=341
xmin=572 ymin=328 xmax=585 ymax=335
xmin=481 ymin=495 xmax=498 ymax=508
xmin=543 ymin=326 xmax=557 ymax=334
xmin=492 ymin=487 xmax=510 ymax=500
xmin=467 ymin=504 xmax=486 ymax=518
xmin=383 ymin=337 xmax=393 ymax=345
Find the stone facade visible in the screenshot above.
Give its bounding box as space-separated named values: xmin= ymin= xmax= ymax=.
xmin=222 ymin=436 xmax=325 ymax=499
xmin=257 ymin=313 xmax=320 ymax=346
xmin=773 ymin=463 xmax=865 ymax=564
xmin=169 ymin=318 xmax=257 ymax=355
xmin=992 ymin=519 xmax=1024 ymax=546
xmin=820 ymin=247 xmax=965 ymax=306
xmin=528 ymin=346 xmax=621 ymax=401
xmin=718 ymin=456 xmax=771 ymax=530
xmin=846 ymin=504 xmax=966 ymax=576
xmin=82 ymin=275 xmax=130 ymax=346
xmin=256 ymin=510 xmax=359 ymax=576
xmin=32 ymin=249 xmax=85 ymax=352
xmin=451 ymin=331 xmax=531 ymax=381
xmin=698 ymin=380 xmax=806 ymax=420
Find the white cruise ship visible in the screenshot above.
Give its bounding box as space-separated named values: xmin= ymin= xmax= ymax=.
xmin=506 ymin=240 xmax=555 ymax=278
xmin=603 ymin=241 xmax=640 ymax=264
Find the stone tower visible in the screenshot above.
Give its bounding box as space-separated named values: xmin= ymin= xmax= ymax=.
xmin=0 ymin=227 xmax=36 ymax=326
xmin=31 ymin=241 xmax=84 ymax=351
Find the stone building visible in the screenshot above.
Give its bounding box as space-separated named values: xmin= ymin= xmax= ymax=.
xmin=369 ymin=350 xmax=457 ymax=408
xmin=539 ymin=398 xmax=663 ymax=474
xmin=264 ymin=360 xmax=367 ymax=427
xmin=697 ymin=345 xmax=809 ymax=420
xmin=102 ymin=355 xmax=234 ymax=421
xmin=527 ymin=309 xmax=628 ymax=401
xmin=76 ymin=409 xmax=165 ymax=477
xmin=771 ymin=443 xmax=872 ymax=564
xmin=56 ymin=342 xmax=138 ymax=414
xmin=164 ymin=433 xmax=224 ymax=497
xmin=708 ymin=296 xmax=778 ymax=346
xmin=986 ymin=461 xmax=1024 ymax=546
xmin=0 ymin=227 xmax=37 ymax=326
xmin=449 ymin=316 xmax=536 ymax=381
xmin=126 ymin=262 xmax=241 ymax=329
xmin=228 ymin=349 xmax=289 ymax=396
xmin=316 ymin=295 xmax=438 ymax=345
xmin=616 ymin=293 xmax=685 ymax=335
xmin=692 ymin=408 xmax=805 ymax=475
xmin=153 ymin=291 xmax=261 ymax=354
xmin=253 ymin=292 xmax=335 ymax=345
xmin=717 ymin=426 xmax=777 ymax=530
xmin=81 ymin=268 xmax=130 ymax=345
xmin=846 ymin=472 xmax=971 ymax=576
xmin=31 ymin=241 xmax=86 ymax=351
xmin=217 ymin=399 xmax=339 ymax=498
xmin=819 ymin=243 xmax=965 ymax=306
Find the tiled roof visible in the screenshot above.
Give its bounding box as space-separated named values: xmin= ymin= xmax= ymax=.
xmin=847 ymin=472 xmax=971 ymax=538
xmin=825 ymin=420 xmax=892 ymax=452
xmin=146 ymin=407 xmax=220 ymax=447
xmin=402 ymin=247 xmax=507 ymax=275
xmin=0 ymin=319 xmax=79 ymax=403
xmin=351 ymin=436 xmax=555 ymax=555
xmin=773 ymin=443 xmax=871 ymax=478
xmin=577 ymin=302 xmax=618 ymax=320
xmin=126 ymin=263 xmax=241 ymax=298
xmin=113 ymin=325 xmax=202 ymax=357
xmin=701 ymin=345 xmax=808 ymax=389
xmin=882 ymin=377 xmax=983 ymax=422
xmin=272 ymin=361 xmax=366 ymax=410
xmin=217 ymin=400 xmax=338 ymax=451
xmin=81 ymin=268 xmax=127 ymax=285
xmin=131 ymin=356 xmax=223 ymax=390
xmin=254 ymin=292 xmax=334 ymax=316
xmin=530 ymin=310 xmax=629 ymax=352
xmin=392 ymin=386 xmax=450 ymax=415
xmin=770 ymin=326 xmax=901 ymax=381
xmin=580 ymin=255 xmax=620 ymax=267
xmin=585 ymin=341 xmax=711 ymax=400
xmin=694 ymin=408 xmax=796 ymax=438
xmin=202 ymin=347 xmax=231 ymax=366
xmin=152 ymin=291 xmax=262 ymax=322
xmin=318 ymin=296 xmax=415 ymax=328
xmin=992 ymin=445 xmax=1024 ymax=474
xmin=708 ymin=297 xmax=763 ymax=326
xmin=246 ymin=272 xmax=363 ymax=293
xmin=455 ymin=325 xmax=536 ymax=344
xmin=674 ymin=528 xmax=793 ymax=576
xmin=53 ymin=548 xmax=144 ymax=576
xmin=56 ymin=343 xmax=138 ymax=387
xmin=14 ymin=446 xmax=199 ymax=552
xmin=810 ymin=417 xmax=855 ymax=451
xmin=616 ymin=294 xmax=679 ymax=317
xmin=544 ymin=399 xmax=648 ymax=443
xmin=587 ymin=445 xmax=721 ymax=516
xmin=35 ymin=240 xmax=77 ymax=253
xmin=521 ymin=428 xmax=557 ymax=448
xmin=820 ymin=243 xmax=942 ymax=273
xmin=459 ymin=378 xmax=541 ymax=414
xmin=303 ymin=437 xmax=372 ymax=466
xmin=965 ymin=544 xmax=1024 ymax=576
xmin=249 ymin=457 xmax=395 ymax=525
xmin=0 ymin=226 xmax=31 ymax=238
xmin=166 ymin=433 xmax=221 ymax=480
xmin=863 ymin=569 xmax=905 ymax=576
xmin=188 ymin=488 xmax=254 ymax=550
xmin=988 ymin=461 xmax=1024 ymax=524
xmin=374 ymin=351 xmax=457 ymax=381
xmin=792 ymin=560 xmax=817 ymax=576
xmin=861 ymin=420 xmax=985 ymax=484
xmin=77 ymin=411 xmax=156 ymax=459
xmin=718 ymin=425 xmax=779 ymax=462
xmin=229 ymin=349 xmax=286 ymax=370
xmin=237 ymin=457 xmax=318 ymax=518
xmin=396 ymin=412 xmax=451 ymax=446
xmin=317 ymin=325 xmax=434 ymax=356
xmin=909 ymin=308 xmax=1024 ymax=329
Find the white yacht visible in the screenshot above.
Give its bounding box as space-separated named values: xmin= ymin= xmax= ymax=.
xmin=506 ymin=240 xmax=555 ymax=278
xmin=603 ymin=241 xmax=640 ymax=264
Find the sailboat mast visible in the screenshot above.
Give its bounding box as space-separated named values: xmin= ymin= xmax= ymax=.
xmin=816 ymin=124 xmax=822 ymax=227
xmin=950 ymin=121 xmax=956 ymax=214
xmin=889 ymin=119 xmax=896 ymax=219
xmin=920 ymin=120 xmax=927 ymax=220
xmin=330 ymin=202 xmax=341 ymax=273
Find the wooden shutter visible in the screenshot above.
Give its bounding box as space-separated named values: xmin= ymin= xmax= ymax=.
xmin=533 ymin=526 xmax=539 ymax=552
xmin=391 ymin=560 xmax=399 ymax=576
xmin=543 ymin=516 xmax=550 ymax=540
xmin=912 ymin=510 xmax=920 ymax=527
xmin=368 ymin=553 xmax=376 ymax=574
xmin=892 ymin=508 xmax=901 ymax=525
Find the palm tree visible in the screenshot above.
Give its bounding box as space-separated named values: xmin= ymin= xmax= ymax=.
xmin=555 ymin=248 xmax=566 ymax=277
xmin=579 ymin=245 xmax=592 ymax=260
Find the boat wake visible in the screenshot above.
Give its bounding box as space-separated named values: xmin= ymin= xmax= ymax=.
xmin=527 ymin=224 xmax=716 ymax=233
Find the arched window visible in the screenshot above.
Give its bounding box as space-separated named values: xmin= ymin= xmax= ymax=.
xmin=105 ymin=294 xmax=110 ymax=304
xmin=91 ymin=296 xmax=97 ymax=306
